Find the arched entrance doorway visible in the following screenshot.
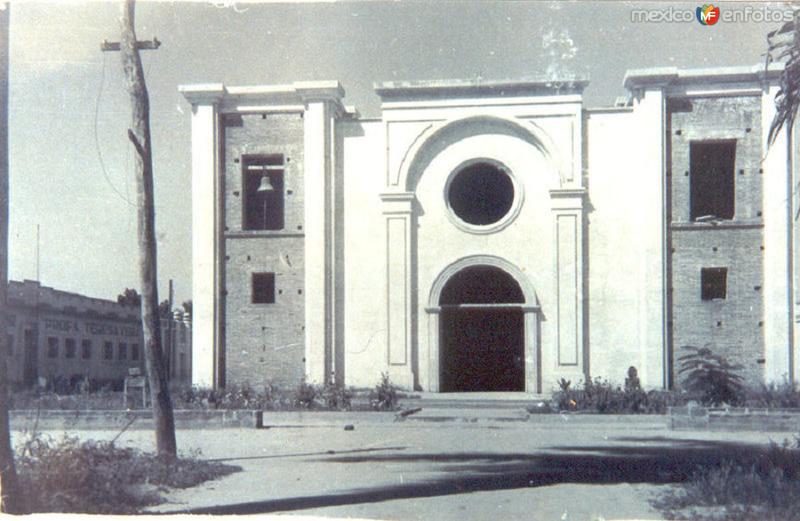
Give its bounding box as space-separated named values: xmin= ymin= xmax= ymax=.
xmin=439 ymin=266 xmax=526 ymax=392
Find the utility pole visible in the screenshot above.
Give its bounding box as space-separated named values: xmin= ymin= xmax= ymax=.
xmin=0 ymin=2 xmax=23 ymax=513
xmin=166 ymin=278 xmax=173 ymax=378
xmin=102 ymin=0 xmax=176 ymax=456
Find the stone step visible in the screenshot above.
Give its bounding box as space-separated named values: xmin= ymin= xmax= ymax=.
xmin=399 ymin=392 xmax=549 ymax=410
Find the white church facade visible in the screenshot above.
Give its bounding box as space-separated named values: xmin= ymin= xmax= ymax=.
xmin=181 ymin=64 xmax=798 ymax=393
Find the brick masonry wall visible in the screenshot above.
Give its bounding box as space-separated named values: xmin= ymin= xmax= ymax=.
xmin=221 ymin=113 xmax=306 ymax=388
xmin=668 ymin=96 xmax=764 ymax=386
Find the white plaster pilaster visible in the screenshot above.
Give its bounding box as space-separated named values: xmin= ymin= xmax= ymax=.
xmin=762 ymin=84 xmax=794 ymax=384
xmin=303 ymin=100 xmax=333 ymax=385
xmin=550 ymin=189 xmax=586 ymax=383
xmin=381 ymin=192 xmax=416 ymax=390
xmin=184 ymin=87 xmax=224 ymax=388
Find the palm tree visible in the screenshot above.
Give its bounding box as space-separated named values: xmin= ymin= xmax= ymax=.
xmin=767 ymin=7 xmax=800 ymax=388
xmin=767 ymin=7 xmax=800 ymax=146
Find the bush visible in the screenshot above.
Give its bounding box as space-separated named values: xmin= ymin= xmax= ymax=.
xmin=321 ymin=381 xmax=352 ymax=410
xmin=15 ymin=434 xmax=240 ymax=514
xmin=11 ymin=388 xmax=123 ymax=411
xmin=678 ymin=345 xmax=744 ymax=406
xmin=370 ymin=372 xmax=399 ymax=411
xmin=656 ymin=439 xmax=800 ymax=521
xmin=294 ymin=380 xmax=319 ymax=409
xmin=745 ymin=381 xmax=800 ymax=409
xmin=175 ymin=383 xmax=293 ymax=410
xmin=551 ymin=367 xmax=689 ymax=414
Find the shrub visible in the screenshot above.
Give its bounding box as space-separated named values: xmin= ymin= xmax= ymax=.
xmin=321 ymin=381 xmax=353 ymax=410
xmin=175 ymin=383 xmax=292 ymax=410
xmin=11 ymin=388 xmax=123 ymax=411
xmin=551 ymin=367 xmax=689 ymax=414
xmin=678 ymin=345 xmax=744 ymax=406
xmin=554 ymin=377 xmax=578 ymax=411
xmin=656 ymin=440 xmax=800 ymax=521
xmin=15 ymin=434 xmax=240 ymax=514
xmin=745 ymin=381 xmax=800 ymax=409
xmin=294 ymin=380 xmax=319 ymax=409
xmin=370 ymin=372 xmax=399 ymax=411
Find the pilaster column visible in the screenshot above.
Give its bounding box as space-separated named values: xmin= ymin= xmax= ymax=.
xmin=381 ymin=192 xmax=416 ymax=390
xmin=298 ymin=82 xmax=345 ymax=385
xmin=550 ymin=189 xmax=586 ymax=383
xmin=182 ymin=84 xmax=224 ymax=388
xmin=762 ymin=84 xmax=795 ymax=384
xmin=425 ymin=307 xmax=440 ymax=392
xmin=523 ymin=306 xmax=540 ymax=393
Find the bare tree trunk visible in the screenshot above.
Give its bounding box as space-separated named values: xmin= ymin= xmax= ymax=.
xmin=0 ymin=2 xmax=22 ymax=513
xmin=119 ymin=0 xmax=176 ymax=457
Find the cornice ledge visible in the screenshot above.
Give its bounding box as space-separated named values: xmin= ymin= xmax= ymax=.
xmin=549 ymin=188 xmax=587 ymax=198
xmin=179 ymin=83 xmax=226 ymax=105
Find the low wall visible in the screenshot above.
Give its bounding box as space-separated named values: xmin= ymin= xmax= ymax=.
xmin=10 ymin=409 xmax=262 ymax=431
xmin=669 ymin=404 xmax=800 ymax=432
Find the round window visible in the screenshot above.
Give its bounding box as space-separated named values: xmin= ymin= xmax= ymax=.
xmin=447 ymin=161 xmax=515 ymax=226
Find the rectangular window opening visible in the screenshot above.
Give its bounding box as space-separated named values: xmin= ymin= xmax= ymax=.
xmin=118 ymin=343 xmax=128 ymax=360
xmin=252 ymin=272 xmax=276 ymax=304
xmin=242 ymin=155 xmax=285 ymax=231
xmin=131 ymin=343 xmax=139 ymax=361
xmin=103 ymin=341 xmax=114 ymax=360
xmin=81 ymin=340 xmax=92 ymax=360
xmin=65 ymin=338 xmax=76 ymax=359
xmin=690 ymin=140 xmax=736 ymax=221
xmin=47 ymin=337 xmax=59 ymax=359
xmin=701 ymin=267 xmax=728 ymax=301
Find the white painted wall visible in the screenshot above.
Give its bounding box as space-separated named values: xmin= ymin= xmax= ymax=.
xmin=340 ymin=120 xmax=391 ymax=388
xmin=586 ymin=107 xmax=664 ymax=387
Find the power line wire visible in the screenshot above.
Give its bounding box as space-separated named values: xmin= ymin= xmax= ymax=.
xmin=94 ymin=52 xmax=135 ymax=207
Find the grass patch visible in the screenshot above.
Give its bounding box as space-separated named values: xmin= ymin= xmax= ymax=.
xmin=655 ymin=438 xmax=800 ymax=521
xmin=15 ymin=434 xmax=241 ymax=514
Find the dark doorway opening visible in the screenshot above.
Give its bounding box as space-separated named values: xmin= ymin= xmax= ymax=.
xmin=439 ymin=266 xmax=525 ymax=392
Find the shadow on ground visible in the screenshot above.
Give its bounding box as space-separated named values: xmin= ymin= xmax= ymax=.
xmin=180 ymin=436 xmax=764 ymax=515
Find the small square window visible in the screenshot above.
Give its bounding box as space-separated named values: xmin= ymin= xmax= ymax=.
xmin=81 ymin=340 xmax=92 ymax=360
xmin=103 ymin=341 xmax=114 ymax=360
xmin=118 ymin=343 xmax=128 ymax=360
xmin=252 ymin=272 xmax=276 ymax=304
xmin=64 ymin=338 xmax=76 ymax=359
xmin=47 ymin=337 xmax=59 ymax=359
xmin=701 ymin=267 xmax=728 ymax=300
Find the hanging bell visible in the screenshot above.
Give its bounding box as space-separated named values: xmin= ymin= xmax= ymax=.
xmin=257 ymin=174 xmax=274 ymax=193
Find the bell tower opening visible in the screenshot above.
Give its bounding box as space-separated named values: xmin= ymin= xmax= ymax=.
xmin=439 ymin=265 xmax=525 ymax=392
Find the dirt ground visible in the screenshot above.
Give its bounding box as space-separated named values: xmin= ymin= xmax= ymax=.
xmin=17 ymin=416 xmax=795 ymax=521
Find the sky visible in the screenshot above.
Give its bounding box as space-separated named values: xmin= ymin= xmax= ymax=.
xmin=6 ymin=0 xmax=788 ymax=304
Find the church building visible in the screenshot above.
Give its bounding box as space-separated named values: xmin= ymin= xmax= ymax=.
xmin=181 ymin=64 xmax=798 ymax=393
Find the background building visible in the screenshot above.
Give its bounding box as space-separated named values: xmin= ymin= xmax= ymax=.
xmin=5 ymin=280 xmax=191 ymax=391
xmin=182 ymin=64 xmax=797 ymax=393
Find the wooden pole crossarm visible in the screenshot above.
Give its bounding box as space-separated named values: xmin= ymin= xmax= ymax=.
xmin=101 ymin=37 xmax=161 ymax=52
